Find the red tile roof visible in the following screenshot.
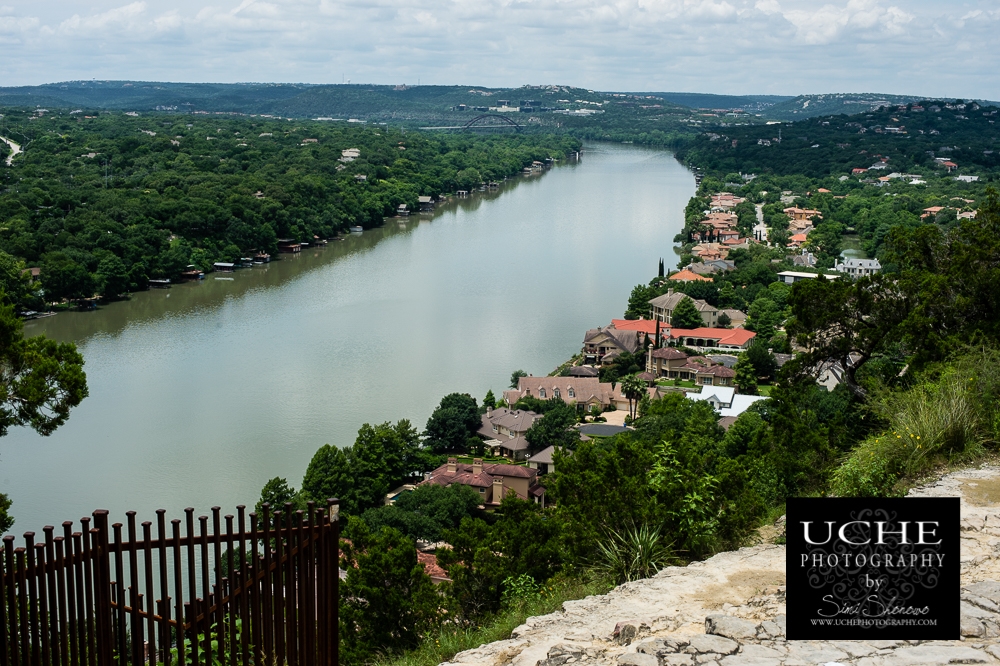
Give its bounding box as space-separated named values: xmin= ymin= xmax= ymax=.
xmin=417 ymin=552 xmax=451 ymax=582
xmin=611 ymin=318 xmax=661 ymax=335
xmin=667 ymin=328 xmax=757 ymax=347
xmin=668 ymin=269 xmax=713 ymax=283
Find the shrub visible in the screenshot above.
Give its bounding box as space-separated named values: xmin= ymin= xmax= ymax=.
xmin=592 ymin=524 xmax=675 ymax=584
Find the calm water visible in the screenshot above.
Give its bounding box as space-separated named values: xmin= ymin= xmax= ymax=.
xmin=2 ymin=143 xmax=693 ymax=532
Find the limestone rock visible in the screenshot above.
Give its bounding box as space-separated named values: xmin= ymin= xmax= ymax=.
xmin=705 ymin=614 xmax=759 ymax=640
xmin=685 ymin=634 xmax=738 ymax=655
xmin=617 ymin=654 xmax=658 ymax=666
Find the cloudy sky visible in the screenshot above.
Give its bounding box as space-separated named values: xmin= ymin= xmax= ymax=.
xmin=1 ymin=0 xmax=997 ymax=98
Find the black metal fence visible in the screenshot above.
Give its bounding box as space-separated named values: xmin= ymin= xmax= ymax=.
xmin=0 ymin=500 xmax=340 ymax=666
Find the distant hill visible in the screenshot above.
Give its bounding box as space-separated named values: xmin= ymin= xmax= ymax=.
xmin=644 ymin=92 xmax=793 ymax=112
xmin=764 ymin=92 xmax=1000 ymax=120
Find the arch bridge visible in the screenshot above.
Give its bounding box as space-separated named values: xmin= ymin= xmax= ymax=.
xmin=462 ymin=114 xmax=522 ymax=133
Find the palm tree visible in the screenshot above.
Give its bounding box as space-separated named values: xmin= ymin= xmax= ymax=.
xmin=620 ymin=373 xmax=646 ymax=421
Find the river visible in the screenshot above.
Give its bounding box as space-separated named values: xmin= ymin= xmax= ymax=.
xmin=2 ymin=142 xmax=694 ymax=532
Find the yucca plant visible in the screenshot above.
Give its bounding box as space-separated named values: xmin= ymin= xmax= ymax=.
xmin=593 ymin=523 xmax=675 ymax=585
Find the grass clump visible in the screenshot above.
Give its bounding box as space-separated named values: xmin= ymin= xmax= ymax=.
xmin=374 ymin=575 xmax=611 ymax=666
xmin=832 ymin=348 xmax=1000 ymax=497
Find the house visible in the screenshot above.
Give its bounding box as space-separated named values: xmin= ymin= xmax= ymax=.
xmin=835 ymin=258 xmax=881 ymax=278
xmin=787 ymin=233 xmax=809 ymax=249
xmin=688 ymin=260 xmax=736 ymax=275
xmin=776 ymin=271 xmax=840 ymax=285
xmin=526 ymin=446 xmax=566 ymax=475
xmin=663 ymin=327 xmax=757 ymax=351
xmin=687 ymin=387 xmax=768 ymax=418
xmin=418 ymin=196 xmax=435 ymax=211
xmin=753 ymin=220 xmax=768 ymax=242
xmin=477 ymin=407 xmax=542 ymax=460
xmin=422 ymin=458 xmax=546 ymax=506
xmin=417 ymin=552 xmax=451 ymax=584
xmin=710 ymin=193 xmax=745 ymax=210
xmin=583 ymin=326 xmax=642 ymax=365
xmin=719 ymin=308 xmax=747 ymax=328
xmin=568 ymin=366 xmax=600 ymax=377
xmin=956 ymin=175 xmax=979 ymax=183
xmin=668 ymin=269 xmax=713 ymax=283
xmin=645 ymin=348 xmax=736 ymax=386
xmin=648 ymin=290 xmax=719 ymax=327
xmin=504 ymin=377 xmax=627 ymax=412
xmin=790 ymin=250 xmax=817 ymax=268
xmin=783 ymin=207 xmax=822 ymax=221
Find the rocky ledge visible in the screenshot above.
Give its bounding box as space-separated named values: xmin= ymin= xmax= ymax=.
xmin=441 ymin=465 xmax=1000 ymax=666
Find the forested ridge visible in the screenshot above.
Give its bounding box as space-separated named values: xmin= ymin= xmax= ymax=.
xmin=0 ymin=108 xmax=579 ymax=304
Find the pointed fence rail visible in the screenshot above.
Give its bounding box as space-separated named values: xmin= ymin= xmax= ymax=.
xmin=0 ymin=499 xmax=340 ymax=666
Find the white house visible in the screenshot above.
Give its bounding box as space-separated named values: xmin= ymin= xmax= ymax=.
xmin=776 ymin=271 xmax=840 ymax=285
xmin=835 ymin=258 xmax=881 ymax=279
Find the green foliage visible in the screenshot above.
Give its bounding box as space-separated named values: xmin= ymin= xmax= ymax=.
xmin=624 ymin=283 xmax=656 ymax=320
xmin=0 ymin=111 xmax=580 ymax=295
xmin=362 ymin=483 xmax=484 ymax=542
xmin=340 ymin=517 xmax=442 ymax=664
xmin=345 ymin=420 xmax=422 ymax=514
xmin=717 ymin=312 xmax=732 ymax=328
xmin=524 ymin=399 xmax=579 ymax=452
xmin=744 ymin=298 xmax=781 ymax=343
xmin=670 ymin=296 xmax=704 ymax=329
xmin=733 ymin=356 xmax=758 ymax=395
xmin=509 ymin=370 xmax=527 ymax=389
xmin=301 ymin=444 xmax=352 ymax=505
xmin=0 ymin=493 xmax=13 ymax=536
xmin=0 ymin=300 xmax=88 ymax=437
xmin=745 ymin=341 xmax=778 ymax=380
xmin=254 ymin=477 xmax=305 ymax=526
xmin=593 ymin=524 xmax=674 ymax=584
xmin=482 ymin=389 xmax=496 ymax=410
xmin=619 ymin=373 xmax=646 ymax=420
xmin=169 ymin=616 xmax=245 ymax=666
xmin=0 ymin=251 xmax=42 ymax=312
xmin=424 ymin=394 xmax=480 ymax=454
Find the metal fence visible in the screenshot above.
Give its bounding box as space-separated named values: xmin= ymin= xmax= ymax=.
xmin=0 ymin=500 xmax=340 ymax=666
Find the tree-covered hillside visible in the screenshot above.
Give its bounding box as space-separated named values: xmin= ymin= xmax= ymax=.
xmin=0 ymin=108 xmax=579 ymax=302
xmin=677 ymin=100 xmax=1000 ymax=179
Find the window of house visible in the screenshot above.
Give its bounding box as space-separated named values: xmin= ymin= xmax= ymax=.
xmin=479 ymin=488 xmax=485 ymax=494
xmin=701 ymin=376 xmax=713 ymax=385
xmin=554 ymin=388 xmax=561 ymax=398
xmin=568 ymin=388 xmax=575 ymax=398
xmin=492 ymin=425 xmax=498 ymax=432
xmin=539 ymin=388 xmax=546 ymax=398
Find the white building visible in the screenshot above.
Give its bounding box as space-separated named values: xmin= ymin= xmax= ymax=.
xmin=835 ymin=258 xmax=881 ymax=279
xmin=776 ymin=271 xmax=841 ymax=285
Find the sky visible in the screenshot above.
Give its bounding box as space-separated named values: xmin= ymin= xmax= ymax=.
xmin=1 ymin=0 xmax=998 ymax=99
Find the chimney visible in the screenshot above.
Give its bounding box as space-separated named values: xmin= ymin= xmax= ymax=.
xmin=447 ymin=457 xmax=457 ymax=474
xmin=492 ymin=477 xmax=505 ymax=502
xmin=486 ymin=406 xmax=492 ymax=418
xmin=473 ymin=458 xmax=483 ymax=476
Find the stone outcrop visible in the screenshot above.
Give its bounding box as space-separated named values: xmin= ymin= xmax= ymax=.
xmin=441 ymin=465 xmax=1000 ymax=666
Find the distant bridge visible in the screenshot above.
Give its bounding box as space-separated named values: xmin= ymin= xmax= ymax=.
xmin=419 ymin=114 xmax=522 ymax=134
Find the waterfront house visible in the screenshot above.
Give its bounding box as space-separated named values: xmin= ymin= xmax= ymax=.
xmin=213 ymin=262 xmax=235 ymax=272
xmin=418 ymin=196 xmax=435 ymax=211
xmin=668 ymin=269 xmax=714 ymax=283
xmin=477 ymin=407 xmax=541 ymax=460
xmin=278 ymin=240 xmax=302 ymax=253
xmin=688 ymin=260 xmax=736 ymax=275
xmin=422 ymin=457 xmax=546 ymax=507
xmin=663 ymin=327 xmax=756 ymax=351
xmin=504 ymin=376 xmax=627 ymax=412
xmin=582 ymin=326 xmax=642 ymax=365
xmin=648 ymin=290 xmax=719 ymax=327
xmin=397 ymin=204 xmax=409 ymax=216
xmin=645 ymin=348 xmax=737 ymax=386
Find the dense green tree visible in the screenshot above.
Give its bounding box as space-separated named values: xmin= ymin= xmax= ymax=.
xmin=0 ymin=301 xmax=88 ymax=437
xmin=362 ymin=483 xmax=483 ymax=542
xmin=348 ymin=420 xmax=421 ymax=513
xmin=624 ymin=283 xmax=656 ymax=320
xmin=482 ymin=389 xmax=496 ymax=410
xmin=96 ymin=255 xmax=130 ymax=300
xmin=340 ymin=517 xmax=441 ymax=663
xmin=733 ymin=356 xmax=758 ymax=395
xmin=423 ymin=394 xmax=480 ymax=454
xmin=717 ymin=312 xmax=732 ymax=328
xmin=254 ymin=477 xmax=305 ymax=527
xmin=301 ymin=444 xmax=353 ymax=506
xmin=0 ymin=251 xmax=42 ymax=312
xmin=509 ymin=370 xmax=527 ymax=389
xmin=524 ymin=399 xmax=579 ymax=452
xmin=670 ymin=296 xmax=704 ymax=329
xmin=40 ymin=252 xmax=95 ymax=302
xmin=745 ymin=341 xmax=778 ymax=380
xmin=744 ymin=298 xmax=782 ymax=343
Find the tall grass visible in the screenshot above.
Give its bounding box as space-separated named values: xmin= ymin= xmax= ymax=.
xmin=832 ymin=348 xmax=1000 ymax=496
xmin=592 ymin=524 xmax=675 ymax=585
xmin=374 ymin=575 xmax=611 ymax=666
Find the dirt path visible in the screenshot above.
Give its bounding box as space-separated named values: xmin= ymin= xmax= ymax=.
xmin=0 ymin=136 xmax=22 ymax=166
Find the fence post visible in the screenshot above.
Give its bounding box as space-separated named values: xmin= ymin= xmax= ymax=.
xmin=91 ymin=511 xmax=114 ymax=666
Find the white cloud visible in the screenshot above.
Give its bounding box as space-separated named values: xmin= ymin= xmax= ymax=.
xmin=0 ymin=0 xmax=995 ymax=99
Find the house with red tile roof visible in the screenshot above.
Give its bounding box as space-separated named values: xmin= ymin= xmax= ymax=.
xmin=421 ymin=457 xmax=546 ymax=507
xmin=663 ymin=327 xmax=756 ymax=351
xmin=417 ymin=552 xmax=451 ymax=584
xmin=668 ymin=269 xmax=713 ymax=283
